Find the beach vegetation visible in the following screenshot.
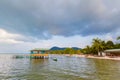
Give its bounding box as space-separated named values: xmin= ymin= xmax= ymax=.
xmin=83 ymin=37 xmax=120 ymax=56
xmin=49 ymin=36 xmax=120 ymax=55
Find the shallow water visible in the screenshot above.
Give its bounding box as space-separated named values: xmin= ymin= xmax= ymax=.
xmin=0 ymin=54 xmax=120 ymax=80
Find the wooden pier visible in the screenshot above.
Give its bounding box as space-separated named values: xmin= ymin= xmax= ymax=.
xmin=30 ymin=48 xmax=49 ymax=59
xmin=31 ymin=54 xmax=49 ymax=59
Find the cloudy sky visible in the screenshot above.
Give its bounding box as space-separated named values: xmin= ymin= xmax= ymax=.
xmin=0 ymin=0 xmax=120 ymax=53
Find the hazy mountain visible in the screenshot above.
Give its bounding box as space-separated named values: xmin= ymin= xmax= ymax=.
xmin=50 ymin=46 xmax=81 ymax=50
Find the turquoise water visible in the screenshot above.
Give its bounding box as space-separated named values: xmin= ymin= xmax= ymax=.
xmin=0 ymin=54 xmax=120 ymax=80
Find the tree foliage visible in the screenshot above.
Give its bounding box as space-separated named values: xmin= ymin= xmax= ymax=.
xmin=50 ymin=48 xmax=82 ymax=54
xmin=83 ymin=37 xmax=120 ymax=56
xmin=50 ymin=36 xmax=120 ymax=55
xmin=117 ymin=36 xmax=120 ymax=40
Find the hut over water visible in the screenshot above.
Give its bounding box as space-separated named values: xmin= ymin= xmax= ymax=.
xmin=30 ymin=48 xmax=49 ymax=59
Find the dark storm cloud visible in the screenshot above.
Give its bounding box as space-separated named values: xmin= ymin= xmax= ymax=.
xmin=0 ymin=0 xmax=120 ymax=40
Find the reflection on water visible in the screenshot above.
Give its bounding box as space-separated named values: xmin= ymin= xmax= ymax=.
xmin=93 ymin=59 xmax=120 ymax=80
xmin=0 ymin=54 xmax=120 ymax=80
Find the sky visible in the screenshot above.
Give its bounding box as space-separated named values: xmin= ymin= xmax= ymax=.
xmin=0 ymin=0 xmax=120 ymax=53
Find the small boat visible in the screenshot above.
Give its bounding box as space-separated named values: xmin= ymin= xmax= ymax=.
xmin=53 ymin=58 xmax=57 ymax=61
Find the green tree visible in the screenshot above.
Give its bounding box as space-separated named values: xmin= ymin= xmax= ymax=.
xmin=64 ymin=48 xmax=75 ymax=54
xmin=92 ymin=38 xmax=105 ymax=56
xmin=64 ymin=48 xmax=71 ymax=54
xmin=85 ymin=45 xmax=91 ymax=54
xmin=106 ymin=40 xmax=114 ymax=49
xmin=76 ymin=50 xmax=82 ymax=54
xmin=114 ymin=36 xmax=120 ymax=48
xmin=117 ymin=36 xmax=120 ymax=40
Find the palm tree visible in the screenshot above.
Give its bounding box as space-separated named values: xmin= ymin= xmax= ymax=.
xmin=106 ymin=40 xmax=114 ymax=49
xmin=117 ymin=36 xmax=120 ymax=40
xmin=85 ymin=45 xmax=91 ymax=54
xmin=92 ymin=38 xmax=104 ymax=56
xmin=115 ymin=36 xmax=120 ymax=48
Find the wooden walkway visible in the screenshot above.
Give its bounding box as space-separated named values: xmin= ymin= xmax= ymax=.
xmin=30 ymin=54 xmax=49 ymax=59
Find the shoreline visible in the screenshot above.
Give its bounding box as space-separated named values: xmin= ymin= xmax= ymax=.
xmin=63 ymin=54 xmax=120 ymax=61
xmin=1 ymin=54 xmax=120 ymax=60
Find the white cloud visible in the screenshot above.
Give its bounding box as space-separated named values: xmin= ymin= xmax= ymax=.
xmin=0 ymin=28 xmax=24 ymax=44
xmin=0 ymin=29 xmax=20 ymax=39
xmin=0 ymin=31 xmax=119 ymax=53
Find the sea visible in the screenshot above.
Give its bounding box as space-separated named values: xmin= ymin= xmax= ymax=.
xmin=0 ymin=54 xmax=120 ymax=80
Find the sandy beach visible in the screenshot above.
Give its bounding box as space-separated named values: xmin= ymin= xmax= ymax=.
xmin=65 ymin=54 xmax=120 ymax=60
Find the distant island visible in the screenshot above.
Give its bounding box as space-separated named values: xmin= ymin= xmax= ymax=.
xmin=50 ymin=46 xmax=82 ymax=50
xmin=49 ymin=46 xmax=82 ymax=54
